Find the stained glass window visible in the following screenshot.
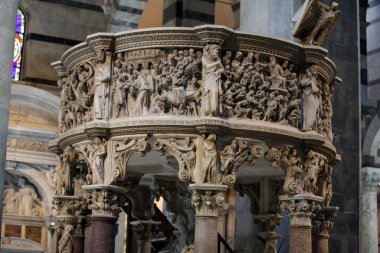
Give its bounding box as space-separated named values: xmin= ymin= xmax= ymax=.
xmin=13 ymin=9 xmax=25 ymax=81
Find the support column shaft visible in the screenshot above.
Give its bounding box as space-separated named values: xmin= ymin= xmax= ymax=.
xmin=290 ymin=223 xmax=312 ymax=253
xmin=90 ymin=216 xmax=117 ymax=253
xmin=72 ymin=235 xmax=85 ymax=253
xmin=194 ymin=216 xmax=219 ymax=253
xmin=361 ymin=188 xmax=378 ymax=253
xmin=312 ymin=233 xmax=329 ymax=253
xmin=0 ymin=0 xmax=19 ymax=237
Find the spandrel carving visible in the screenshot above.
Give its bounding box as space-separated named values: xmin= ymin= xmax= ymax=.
xmin=220 ymin=139 xmax=264 ymax=185
xmin=154 ymin=137 xmax=197 ymax=183
xmin=78 ymin=137 xmax=108 ymax=185
xmin=113 ymin=137 xmax=150 ymax=182
xmin=303 ymin=150 xmax=327 ymax=195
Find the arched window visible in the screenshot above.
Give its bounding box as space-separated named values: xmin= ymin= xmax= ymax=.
xmin=12 ymin=9 xmax=25 ymax=81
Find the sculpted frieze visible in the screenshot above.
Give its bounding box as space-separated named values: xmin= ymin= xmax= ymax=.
xmin=57 ymin=44 xmax=336 ymax=143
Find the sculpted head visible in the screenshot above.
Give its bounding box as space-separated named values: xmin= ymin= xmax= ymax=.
xmin=96 ymin=48 xmax=106 ymax=63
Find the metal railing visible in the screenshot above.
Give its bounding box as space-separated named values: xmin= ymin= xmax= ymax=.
xmin=218 ymin=233 xmax=234 ymax=253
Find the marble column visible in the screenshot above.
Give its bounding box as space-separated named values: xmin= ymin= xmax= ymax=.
xmin=130 ymin=220 xmax=161 ymax=253
xmin=279 ymin=194 xmax=322 ymax=253
xmin=72 ymin=216 xmax=86 ymax=253
xmin=189 ymin=184 xmax=228 ymax=253
xmin=311 ymin=206 xmax=338 ymax=253
xmin=0 ymin=0 xmax=19 ymax=235
xmin=83 ymin=185 xmax=127 ymax=253
xmin=361 ymin=167 xmax=380 ymax=253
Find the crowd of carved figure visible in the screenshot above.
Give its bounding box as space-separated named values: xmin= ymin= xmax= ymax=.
xmin=58 ymin=47 xmax=334 ymax=141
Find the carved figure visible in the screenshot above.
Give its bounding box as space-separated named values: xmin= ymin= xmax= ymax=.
xmin=300 ymin=67 xmax=320 ymax=131
xmin=220 ymin=139 xmax=239 ymax=176
xmin=168 ymin=137 xmax=196 ymax=173
xmin=131 ymin=70 xmax=152 ymax=116
xmin=93 ymin=48 xmax=110 ymax=120
xmin=305 ymin=2 xmax=340 ymax=45
xmin=303 ymin=150 xmax=323 ymax=194
xmin=202 ymin=134 xmax=217 ymax=183
xmin=201 ymin=45 xmax=223 ymax=116
xmin=17 ymin=178 xmax=42 ymax=216
xmin=53 ymin=158 xmax=65 ymax=195
xmin=292 ymin=0 xmax=340 ymax=46
xmin=281 ymin=147 xmax=302 ymax=195
xmin=58 ymin=225 xmax=74 ymax=253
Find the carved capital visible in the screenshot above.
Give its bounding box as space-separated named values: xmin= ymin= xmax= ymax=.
xmin=254 ymin=214 xmax=282 ymax=232
xmin=130 ymin=220 xmax=161 ymax=241
xmin=53 ymin=195 xmax=85 ymax=216
xmin=312 ymin=206 xmax=339 ymax=235
xmin=83 ymin=185 xmax=128 ymax=218
xmin=279 ymin=194 xmax=323 ymax=226
xmin=194 ymin=25 xmax=232 ymax=45
xmin=362 ymin=167 xmax=380 ymax=192
xmin=189 ymin=184 xmax=228 ymax=217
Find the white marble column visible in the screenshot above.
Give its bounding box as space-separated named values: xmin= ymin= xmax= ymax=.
xmin=361 ymin=167 xmax=380 ymax=253
xmin=0 ymin=0 xmax=19 ymax=236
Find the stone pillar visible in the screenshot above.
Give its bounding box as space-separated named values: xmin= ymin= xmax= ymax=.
xmin=0 ymin=0 xmax=19 ymax=236
xmin=53 ymin=196 xmax=85 ymax=253
xmin=130 ymin=220 xmax=161 ymax=253
xmin=279 ymin=194 xmax=322 ymax=253
xmin=361 ymin=167 xmax=380 ymax=253
xmin=312 ymin=206 xmax=338 ymax=253
xmin=83 ymin=185 xmax=127 ymax=253
xmin=72 ymin=216 xmax=86 ymax=253
xmin=254 ymin=214 xmax=282 ymax=253
xmin=189 ymin=184 xmax=228 ymax=253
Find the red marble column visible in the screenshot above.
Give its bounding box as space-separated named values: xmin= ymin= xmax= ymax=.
xmin=72 ymin=234 xmax=85 ymax=253
xmin=90 ymin=216 xmax=118 ymax=253
xmin=279 ymin=194 xmax=323 ymax=253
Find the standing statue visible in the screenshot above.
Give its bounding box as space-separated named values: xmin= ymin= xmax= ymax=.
xmin=58 ymin=225 xmax=74 ymax=253
xmin=53 ymin=157 xmax=65 ymax=195
xmin=292 ymin=0 xmax=340 ymax=46
xmin=300 ymin=66 xmax=320 ymax=131
xmin=17 ymin=178 xmax=42 ymax=216
xmin=202 ymin=134 xmax=217 ymax=183
xmin=131 ymin=70 xmax=152 ymax=116
xmin=93 ymin=48 xmax=111 ymax=120
xmin=201 ymin=44 xmax=224 ymax=116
